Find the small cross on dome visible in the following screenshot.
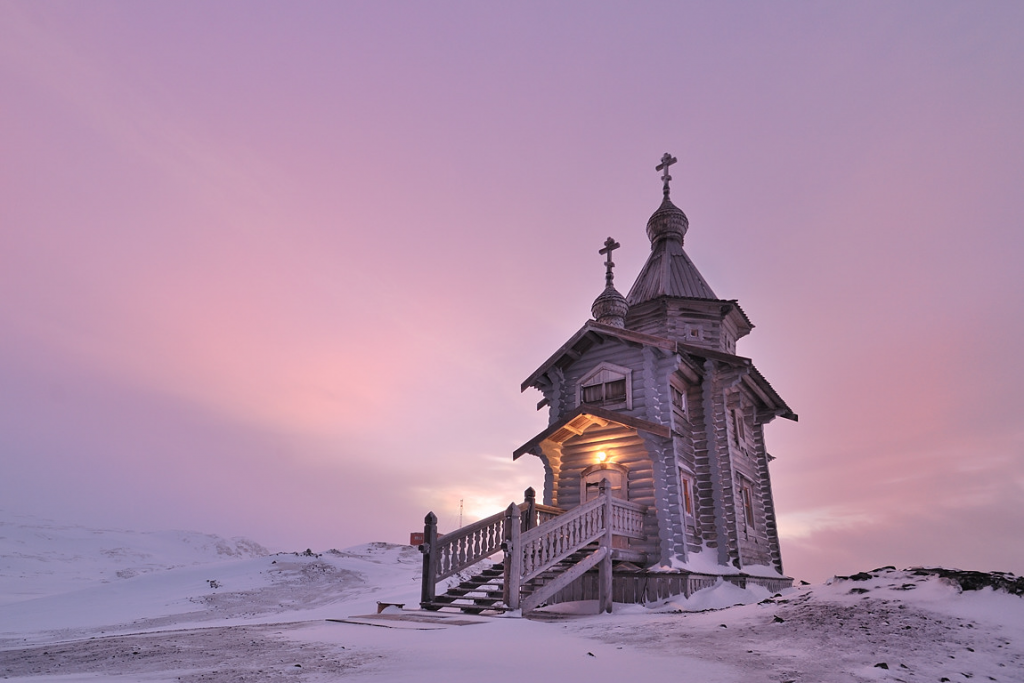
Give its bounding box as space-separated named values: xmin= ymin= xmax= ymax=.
xmin=599 ymin=237 xmax=621 ymax=288
xmin=656 ymin=152 xmax=678 ymax=198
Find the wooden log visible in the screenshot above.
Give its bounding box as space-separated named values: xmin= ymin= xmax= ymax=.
xmin=522 ymin=546 xmax=609 ymax=614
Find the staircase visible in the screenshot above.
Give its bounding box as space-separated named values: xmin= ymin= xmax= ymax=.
xmin=422 ymin=547 xmax=602 ymax=614
xmin=419 ymin=485 xmax=646 ymax=616
xmin=422 ymin=561 xmax=507 ymax=614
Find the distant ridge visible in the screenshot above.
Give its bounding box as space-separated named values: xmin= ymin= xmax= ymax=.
xmin=0 ymin=510 xmax=268 ymax=604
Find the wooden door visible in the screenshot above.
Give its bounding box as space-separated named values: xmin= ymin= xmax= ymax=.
xmin=582 ymin=468 xmax=628 ymax=502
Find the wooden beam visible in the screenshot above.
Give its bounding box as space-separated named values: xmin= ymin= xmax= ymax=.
xmin=521 ymin=547 xmax=609 ymax=614
xmin=513 ymin=405 xmax=670 ymax=460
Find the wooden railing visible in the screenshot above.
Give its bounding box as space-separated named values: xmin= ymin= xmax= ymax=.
xmin=609 ymin=498 xmax=647 ymax=538
xmin=506 ymin=481 xmax=648 ymax=614
xmin=420 ymin=484 xmax=648 ymax=613
xmin=420 ymin=488 xmax=559 ymax=604
xmin=518 ymin=487 xmax=565 ymax=532
xmin=419 ymin=508 xmax=504 ymax=604
xmin=519 ymin=495 xmax=606 ymax=584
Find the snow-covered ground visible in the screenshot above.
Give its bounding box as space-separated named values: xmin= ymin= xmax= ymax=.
xmin=1 ymin=513 xmax=1022 ymax=682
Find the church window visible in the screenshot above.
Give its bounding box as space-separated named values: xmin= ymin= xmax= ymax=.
xmin=583 ymin=379 xmax=626 ymax=404
xmin=741 ymin=482 xmax=755 ymax=528
xmin=670 ymin=384 xmax=687 ymax=415
xmin=679 ymin=470 xmax=694 ymax=517
xmin=731 ymin=406 xmax=745 ymax=445
xmin=578 ymin=363 xmax=632 ymax=410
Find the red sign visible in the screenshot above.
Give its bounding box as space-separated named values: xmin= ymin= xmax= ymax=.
xmin=409 ymin=532 xmax=424 ymax=546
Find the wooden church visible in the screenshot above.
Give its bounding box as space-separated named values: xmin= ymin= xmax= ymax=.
xmin=419 ymin=154 xmax=796 ymax=614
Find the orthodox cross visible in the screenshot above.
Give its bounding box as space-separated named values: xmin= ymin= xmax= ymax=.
xmin=599 ymin=237 xmax=620 ymax=288
xmin=656 ymin=152 xmax=678 ymax=198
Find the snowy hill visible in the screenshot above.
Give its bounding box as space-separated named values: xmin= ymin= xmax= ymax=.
xmin=0 ymin=512 xmax=268 ymax=605
xmin=0 ymin=515 xmax=1022 ymax=683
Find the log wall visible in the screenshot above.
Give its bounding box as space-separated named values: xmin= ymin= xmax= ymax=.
xmin=557 ymin=424 xmax=660 ymax=560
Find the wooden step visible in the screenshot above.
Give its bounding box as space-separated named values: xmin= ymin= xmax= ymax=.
xmin=448 ymin=584 xmax=499 ymax=596
xmin=420 ymin=600 xmax=509 ymax=614
xmin=424 ymin=561 xmax=515 ymax=615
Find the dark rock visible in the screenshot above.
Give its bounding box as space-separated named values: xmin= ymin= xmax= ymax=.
xmin=907 ymin=568 xmax=1024 ymax=596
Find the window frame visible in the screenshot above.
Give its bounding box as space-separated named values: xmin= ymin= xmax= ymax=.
xmin=577 ymin=362 xmax=633 ymax=410
xmin=670 ymin=381 xmax=688 ymax=417
xmin=679 ymin=468 xmax=695 ymax=519
xmin=738 ymin=476 xmax=756 ymax=533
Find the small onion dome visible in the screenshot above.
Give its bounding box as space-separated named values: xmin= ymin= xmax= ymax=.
xmin=591 ymin=284 xmax=628 ymax=328
xmin=646 ymin=195 xmax=689 ymax=245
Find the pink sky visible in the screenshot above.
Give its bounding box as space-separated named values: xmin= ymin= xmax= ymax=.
xmin=1 ymin=2 xmax=1022 ymax=583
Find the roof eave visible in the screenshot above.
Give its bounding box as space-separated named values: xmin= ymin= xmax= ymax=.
xmin=520 ymin=321 xmax=676 ymax=392
xmin=513 ymin=404 xmax=672 ymax=460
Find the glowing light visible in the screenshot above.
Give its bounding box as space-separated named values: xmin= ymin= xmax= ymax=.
xmin=596 ymin=451 xmax=607 ymax=463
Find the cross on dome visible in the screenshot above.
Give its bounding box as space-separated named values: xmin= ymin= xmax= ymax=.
xmin=656 ymin=152 xmax=678 ymax=198
xmin=599 ymin=236 xmax=621 ymax=287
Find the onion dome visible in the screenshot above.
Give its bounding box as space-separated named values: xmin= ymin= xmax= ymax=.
xmin=646 ymin=195 xmax=689 ymax=245
xmin=592 ymin=236 xmax=628 ymax=328
xmin=592 ymin=284 xmax=628 ymax=328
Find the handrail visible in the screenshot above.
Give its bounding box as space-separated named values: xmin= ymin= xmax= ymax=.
xmin=433 ymin=508 xmax=507 ymax=583
xmin=519 ymin=495 xmax=606 ymax=584
xmin=609 ymin=497 xmax=647 ymax=539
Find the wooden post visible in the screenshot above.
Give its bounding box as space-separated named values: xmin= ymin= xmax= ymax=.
xmin=523 ymin=487 xmax=537 ymax=531
xmin=420 ymin=512 xmax=438 ymax=605
xmin=502 ymin=503 xmax=522 ymax=610
xmin=599 ymin=481 xmax=614 ymax=614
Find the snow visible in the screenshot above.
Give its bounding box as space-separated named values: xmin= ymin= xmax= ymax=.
xmin=656 ymin=547 xmax=785 ymax=579
xmin=2 ymin=513 xmax=1022 ymax=682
